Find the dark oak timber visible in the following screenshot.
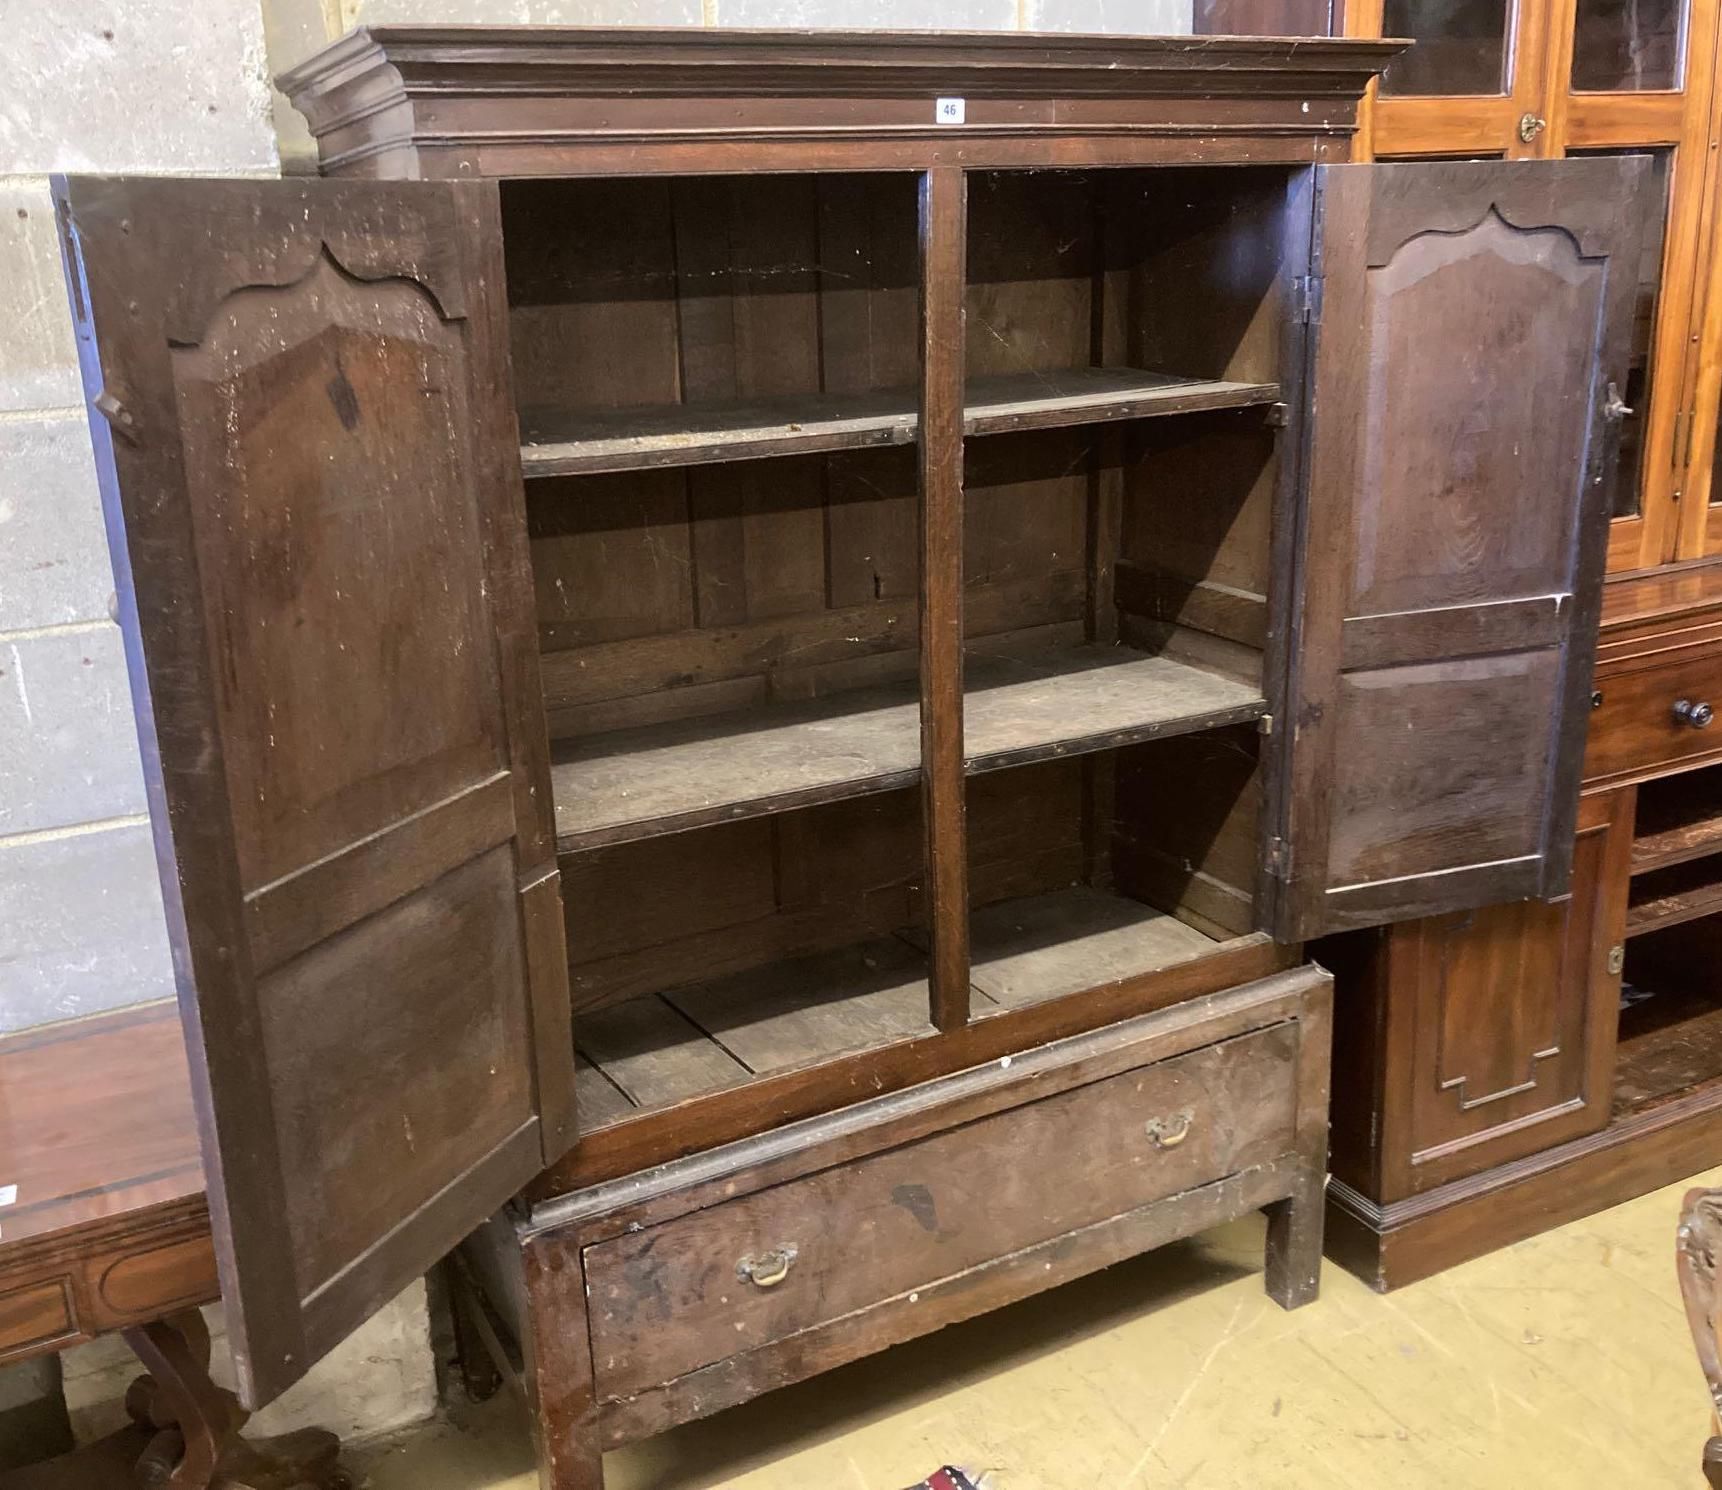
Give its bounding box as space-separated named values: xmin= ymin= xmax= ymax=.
xmin=49 ymin=27 xmax=1636 ymax=1487
xmin=919 ymin=165 xmax=970 ymax=1034
xmin=519 ymin=369 xmax=1280 ymax=479
xmin=549 ymin=645 xmax=1265 ymax=852
xmin=278 ymin=30 xmax=1405 ymax=181
xmin=464 ymin=969 xmax=1333 ymax=1469
xmin=54 ymin=175 xmax=575 ymax=1409
xmin=1275 ymin=157 xmax=1647 ymax=940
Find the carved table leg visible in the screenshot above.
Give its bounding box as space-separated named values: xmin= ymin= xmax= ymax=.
xmin=0 ymin=1312 xmax=346 ymax=1490
xmin=1678 ymin=1189 xmax=1722 ymax=1490
xmin=119 ymin=1310 xmax=347 ymax=1490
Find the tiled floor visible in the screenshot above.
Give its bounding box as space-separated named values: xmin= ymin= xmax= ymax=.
xmin=356 ymin=1166 xmax=1722 ymax=1489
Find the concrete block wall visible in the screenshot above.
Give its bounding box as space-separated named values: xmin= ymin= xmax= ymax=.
xmin=0 ymin=2 xmax=277 ymax=1036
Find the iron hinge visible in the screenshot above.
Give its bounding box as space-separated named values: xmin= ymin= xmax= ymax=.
xmin=1266 ymin=835 xmax=1292 ymax=879
xmin=93 ymin=389 xmax=139 ymax=445
xmin=1295 ymin=275 xmax=1324 ymax=325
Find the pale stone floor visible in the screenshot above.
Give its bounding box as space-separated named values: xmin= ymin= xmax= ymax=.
xmin=355 ymin=1165 xmax=1722 ymax=1490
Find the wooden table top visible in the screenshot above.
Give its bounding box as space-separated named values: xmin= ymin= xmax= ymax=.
xmin=0 ymin=1002 xmax=203 ymax=1249
xmin=0 ymin=1002 xmax=215 ymax=1365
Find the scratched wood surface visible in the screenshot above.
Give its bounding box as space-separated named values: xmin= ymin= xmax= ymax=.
xmin=519 ymin=368 xmax=1277 ymax=477
xmin=579 ymin=1017 xmax=1302 ymax=1398
xmin=549 ymin=644 xmax=1265 ymax=850
xmin=56 ymin=175 xmax=575 ymax=1410
xmin=569 ymin=876 xmax=1266 ymax=1125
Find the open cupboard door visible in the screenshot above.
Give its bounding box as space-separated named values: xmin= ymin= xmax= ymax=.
xmin=1271 ymin=157 xmax=1649 ymax=942
xmin=54 ymin=178 xmax=574 ymax=1408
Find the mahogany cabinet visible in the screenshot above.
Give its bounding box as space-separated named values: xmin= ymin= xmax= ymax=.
xmin=53 ymin=27 xmax=1645 ymax=1486
xmin=1326 ymin=558 xmax=1722 ymax=1288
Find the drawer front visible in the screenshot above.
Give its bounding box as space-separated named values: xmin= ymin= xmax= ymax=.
xmin=584 ymin=1021 xmax=1300 ymax=1398
xmin=0 ymin=1278 xmax=75 ymax=1362
xmin=1587 ymin=646 xmax=1722 ymax=783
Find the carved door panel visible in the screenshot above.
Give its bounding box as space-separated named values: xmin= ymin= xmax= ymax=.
xmin=1388 ymin=788 xmax=1631 ymax=1196
xmin=1273 ymin=157 xmax=1650 ymax=940
xmin=54 ymin=177 xmax=573 ymax=1409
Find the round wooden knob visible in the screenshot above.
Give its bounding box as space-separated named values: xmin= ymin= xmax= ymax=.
xmin=1673 ymin=698 xmax=1715 ymax=730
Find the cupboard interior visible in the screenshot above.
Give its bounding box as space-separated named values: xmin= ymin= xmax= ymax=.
xmin=502 ymin=164 xmax=1299 ymax=1132
xmin=1617 ymin=764 xmax=1722 ymax=1116
xmin=566 ymin=733 xmax=1267 ymax=1130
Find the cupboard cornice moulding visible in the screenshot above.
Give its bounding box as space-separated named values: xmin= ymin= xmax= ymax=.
xmin=278 ymin=28 xmax=1409 ymax=178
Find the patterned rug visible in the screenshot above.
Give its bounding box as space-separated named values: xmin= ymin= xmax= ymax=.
xmin=904 ymin=1470 xmax=991 ymax=1490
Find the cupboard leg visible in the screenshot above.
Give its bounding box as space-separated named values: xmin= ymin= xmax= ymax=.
xmin=535 ymin=1432 xmax=604 ymax=1490
xmin=522 ymin=1236 xmax=605 ymax=1490
xmin=1263 ymin=1170 xmax=1325 ymax=1310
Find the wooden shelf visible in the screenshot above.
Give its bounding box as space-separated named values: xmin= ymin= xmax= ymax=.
xmin=1625 ymin=857 xmax=1722 ymax=937
xmin=571 ymin=886 xmax=1235 ymax=1127
xmin=966 ymin=886 xmax=1230 ymax=1010
xmin=520 ymin=368 xmax=1279 ymax=478
xmin=1632 ymin=768 xmax=1722 ymax=874
xmin=550 ymin=644 xmax=1266 ymax=852
xmin=1615 ymin=980 xmax=1722 ymax=1118
xmin=575 ymin=937 xmax=935 ymax=1124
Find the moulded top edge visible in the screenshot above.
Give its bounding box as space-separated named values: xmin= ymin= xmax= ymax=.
xmin=278 ymin=25 xmax=1410 ymax=98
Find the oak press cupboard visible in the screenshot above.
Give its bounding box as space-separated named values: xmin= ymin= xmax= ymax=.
xmin=53 ymin=27 xmax=1646 ymax=1487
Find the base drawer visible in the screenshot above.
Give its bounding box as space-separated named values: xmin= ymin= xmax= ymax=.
xmin=584 ymin=1018 xmax=1299 ymax=1398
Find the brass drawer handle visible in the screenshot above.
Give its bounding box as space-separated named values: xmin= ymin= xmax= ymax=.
xmin=1673 ymin=698 xmax=1715 ymax=730
xmin=1145 ymin=1112 xmax=1194 ymax=1150
xmin=737 ymin=1245 xmax=797 ymax=1289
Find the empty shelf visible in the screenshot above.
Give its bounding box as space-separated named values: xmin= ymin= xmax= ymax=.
xmin=1633 ymin=770 xmax=1722 ymax=874
xmin=550 ymin=645 xmax=1267 ymax=851
xmin=569 ymin=885 xmax=1249 ymax=1131
xmin=962 ymin=645 xmax=1265 ymax=775
xmin=1614 ymin=981 xmax=1722 ymax=1117
xmin=1626 ymin=858 xmax=1722 ymax=938
xmin=552 ymin=673 xmax=923 ymax=851
xmin=967 ymin=886 xmax=1229 ymax=1010
xmin=573 ymin=937 xmax=934 ymax=1125
xmin=520 ymin=368 xmax=1280 ymax=478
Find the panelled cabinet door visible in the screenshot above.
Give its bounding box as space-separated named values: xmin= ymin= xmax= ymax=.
xmin=1272 ymin=158 xmax=1650 ymax=941
xmin=53 ymin=177 xmax=574 ymax=1409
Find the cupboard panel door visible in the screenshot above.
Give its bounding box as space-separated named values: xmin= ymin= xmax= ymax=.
xmin=53 ymin=177 xmax=573 ymax=1410
xmin=1393 ymin=786 xmax=1629 ymax=1193
xmin=1274 ymin=157 xmax=1648 ymax=939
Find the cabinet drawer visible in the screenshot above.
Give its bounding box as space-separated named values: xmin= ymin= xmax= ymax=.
xmin=1587 ymin=646 xmax=1722 ymax=784
xmin=584 ymin=1021 xmax=1299 ymax=1398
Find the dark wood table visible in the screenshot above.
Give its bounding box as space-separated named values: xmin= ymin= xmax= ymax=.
xmin=0 ymin=1005 xmax=344 ymax=1488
